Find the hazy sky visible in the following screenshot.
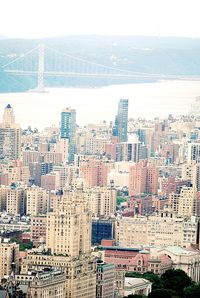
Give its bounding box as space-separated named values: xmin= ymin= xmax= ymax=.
xmin=1 ymin=0 xmax=200 ymax=38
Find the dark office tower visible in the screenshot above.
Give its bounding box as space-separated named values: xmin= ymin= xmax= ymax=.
xmin=60 ymin=107 xmax=76 ymax=163
xmin=92 ymin=219 xmax=115 ymax=245
xmin=113 ymin=98 xmax=129 ymax=142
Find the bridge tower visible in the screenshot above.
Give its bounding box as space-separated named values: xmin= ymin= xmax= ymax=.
xmin=37 ymin=43 xmax=45 ymax=92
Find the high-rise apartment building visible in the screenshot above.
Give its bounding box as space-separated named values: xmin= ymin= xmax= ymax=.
xmin=85 ymin=185 xmax=117 ymax=218
xmin=6 ymin=185 xmax=26 ymax=215
xmin=60 ymin=107 xmax=76 ymax=163
xmin=187 ymin=142 xmax=200 ymax=163
xmin=41 ymin=172 xmax=59 ymax=190
xmin=26 ymin=185 xmax=48 ymax=216
xmin=80 ymin=159 xmax=108 ymax=187
xmin=0 ymin=104 xmax=21 ymax=161
xmin=0 ymin=238 xmax=19 ymax=278
xmin=192 ymin=162 xmax=200 ymax=191
xmin=115 ymin=141 xmax=141 ymax=162
xmin=22 ymin=150 xmax=41 ymax=166
xmin=46 ymin=184 xmax=91 ymax=256
xmin=31 ymin=215 xmax=47 ymax=247
xmin=113 ymin=99 xmax=129 ymax=142
xmin=0 ymin=185 xmax=8 ymax=211
xmin=129 ymin=160 xmax=158 ymax=195
xmin=169 ymin=186 xmax=198 ymax=217
xmin=25 ymin=183 xmax=97 ymax=297
xmin=178 ymin=186 xmax=197 ymax=217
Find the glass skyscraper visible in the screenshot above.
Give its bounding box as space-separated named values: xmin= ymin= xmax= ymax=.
xmin=60 ymin=107 xmax=76 ymax=163
xmin=113 ymin=98 xmax=129 ymax=142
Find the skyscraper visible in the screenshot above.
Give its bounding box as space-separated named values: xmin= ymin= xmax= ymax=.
xmin=45 ymin=183 xmax=97 ymax=297
xmin=3 ymin=104 xmax=15 ymax=125
xmin=60 ymin=107 xmax=76 ymax=163
xmin=113 ymin=98 xmax=129 ymax=142
xmin=0 ymin=104 xmax=21 ymax=161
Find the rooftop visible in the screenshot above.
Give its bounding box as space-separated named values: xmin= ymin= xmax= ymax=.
xmin=125 ymin=277 xmax=152 ymax=288
xmin=98 ymin=245 xmax=143 ymax=252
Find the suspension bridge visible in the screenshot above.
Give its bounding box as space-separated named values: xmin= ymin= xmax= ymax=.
xmin=2 ymin=44 xmax=200 ymax=92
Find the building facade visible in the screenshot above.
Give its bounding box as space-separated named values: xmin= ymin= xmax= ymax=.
xmin=0 ymin=104 xmax=21 ymax=161
xmin=0 ymin=239 xmax=19 ymax=278
xmin=96 ymin=261 xmax=115 ymax=298
xmin=60 ymin=107 xmax=76 ymax=163
xmin=116 ymin=208 xmax=199 ymax=248
xmin=113 ymin=98 xmax=129 ymax=143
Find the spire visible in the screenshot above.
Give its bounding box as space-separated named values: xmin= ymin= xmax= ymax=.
xmin=2 ymin=104 xmax=15 ymax=126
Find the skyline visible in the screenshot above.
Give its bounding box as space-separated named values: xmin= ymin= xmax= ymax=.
xmin=1 ymin=1 xmax=200 ymax=296
xmin=1 ymin=0 xmax=200 ymax=39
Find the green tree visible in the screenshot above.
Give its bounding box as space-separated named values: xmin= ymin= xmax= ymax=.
xmin=161 ymin=269 xmax=192 ymax=297
xmin=10 ymin=237 xmax=33 ymax=251
xmin=116 ymin=196 xmax=127 ymax=205
xmin=184 ymin=283 xmax=200 ymax=298
xmin=125 ymin=272 xmax=143 ymax=278
xmin=148 ymin=289 xmax=172 ymax=298
xmin=125 ymin=272 xmax=163 ymax=291
xmin=143 ymin=272 xmax=163 ymax=290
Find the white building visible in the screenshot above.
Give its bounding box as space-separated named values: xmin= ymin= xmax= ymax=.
xmin=124 ymin=278 xmax=152 ymax=297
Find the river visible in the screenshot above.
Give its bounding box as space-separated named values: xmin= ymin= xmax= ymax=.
xmin=0 ymin=80 xmax=200 ymax=130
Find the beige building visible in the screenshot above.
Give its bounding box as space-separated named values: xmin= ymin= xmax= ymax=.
xmin=21 ymin=252 xmax=96 ymax=298
xmin=22 ymin=183 xmax=97 ymax=297
xmin=116 ymin=216 xmax=148 ymax=247
xmin=46 ymin=185 xmax=92 ymax=256
xmin=107 ymin=161 xmax=132 ymax=188
xmin=26 ymin=185 xmax=48 ymax=216
xmin=53 ymin=164 xmax=70 ymax=188
xmin=85 ymin=185 xmax=117 ymax=218
xmin=58 ymin=138 xmax=69 ymax=162
xmin=116 ymin=140 xmax=141 ymax=162
xmin=0 ymin=104 xmax=21 ymax=161
xmin=169 ymin=186 xmax=199 ymax=217
xmin=42 ymin=151 xmax=63 ymax=165
xmin=22 ymin=150 xmax=41 ymax=166
xmin=6 ymin=160 xmax=30 ymax=186
xmin=182 ymin=161 xmax=200 ymax=191
xmin=187 ymin=142 xmax=200 ymax=163
xmin=15 ymin=270 xmax=66 ymax=297
xmin=0 ymin=238 xmax=19 ymax=278
xmin=149 ymin=246 xmax=200 ymax=282
xmin=7 ymin=186 xmax=26 ymax=215
xmin=107 ymin=169 xmax=129 ymax=188
xmin=178 ymin=186 xmax=197 ymax=217
xmin=116 ymin=208 xmax=199 ymax=248
xmin=48 ymin=190 xmax=62 ymax=212
xmin=169 ymin=192 xmax=180 ymax=213
xmin=85 ymin=136 xmax=108 ymax=155
xmin=192 ymin=163 xmax=200 ymax=191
